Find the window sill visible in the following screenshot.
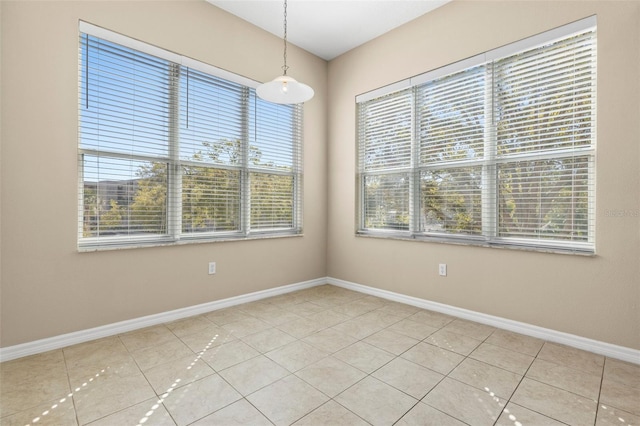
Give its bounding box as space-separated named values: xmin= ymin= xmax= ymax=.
xmin=78 ymin=232 xmax=303 ymax=253
xmin=356 ymin=231 xmax=596 ymax=256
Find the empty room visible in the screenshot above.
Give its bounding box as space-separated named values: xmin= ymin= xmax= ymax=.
xmin=1 ymin=0 xmax=639 ymax=425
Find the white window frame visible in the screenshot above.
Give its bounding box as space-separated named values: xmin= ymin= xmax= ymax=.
xmin=356 ymin=16 xmax=596 ymax=255
xmin=78 ymin=22 xmax=303 ymax=251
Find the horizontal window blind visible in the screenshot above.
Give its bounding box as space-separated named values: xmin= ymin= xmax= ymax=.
xmin=359 ymin=89 xmax=413 ymax=173
xmin=81 ymin=156 xmax=169 ymax=238
xmin=181 ymin=167 xmax=241 ymax=234
xmin=417 ymin=66 xmax=487 ymax=165
xmin=180 ymin=68 xmax=246 ymax=166
xmin=250 ymin=173 xmax=296 ymax=229
xmin=417 ymin=65 xmax=487 ymax=236
xmin=79 ymin=23 xmax=302 ymax=250
xmin=79 ymin=34 xmax=174 ymax=242
xmin=362 ymin=173 xmax=411 ymax=231
xmin=80 ymin=36 xmax=173 ymax=159
xmin=250 ymin=95 xmax=303 ymax=231
xmin=358 ymin=89 xmax=413 ymax=231
xmin=421 ymin=167 xmax=483 ymax=235
xmin=494 ymin=30 xmax=595 ymax=245
xmin=497 ymin=157 xmax=592 ymax=243
xmin=495 ymin=34 xmax=596 ymax=156
xmin=357 ymin=17 xmax=596 ymax=254
xmin=252 ymin=96 xmax=302 ymax=172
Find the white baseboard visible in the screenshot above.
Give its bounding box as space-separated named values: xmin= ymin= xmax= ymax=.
xmin=327 ymin=277 xmax=640 ymax=365
xmin=2 ymin=276 xmax=638 ymax=365
xmin=0 ymin=278 xmax=326 ymax=362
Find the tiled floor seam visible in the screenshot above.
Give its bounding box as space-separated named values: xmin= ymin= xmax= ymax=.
xmin=493 ymin=343 xmax=541 ymax=426
xmin=426 ymin=330 xmax=494 ymax=426
xmin=225 ymin=307 xmax=460 ymax=425
xmin=347 ymin=320 xmax=465 ymax=425
xmin=290 ymin=321 xmax=424 ymax=425
xmin=126 ymin=323 xmax=226 ymax=426
xmin=125 ymin=326 xmax=183 ymax=426
xmin=591 ymin=360 xmax=606 ymax=426
xmin=3 ymin=286 xmax=638 ymax=426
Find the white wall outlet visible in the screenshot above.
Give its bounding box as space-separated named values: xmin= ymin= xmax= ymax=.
xmin=208 ymin=262 xmax=216 ymax=275
xmin=439 ymin=263 xmax=447 ymax=277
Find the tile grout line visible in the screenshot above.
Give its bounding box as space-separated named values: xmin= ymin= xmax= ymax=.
xmin=243 ymin=290 xmax=369 ymax=424
xmin=592 ymin=357 xmax=607 ymax=426
xmin=489 ymin=338 xmax=545 ymax=426
xmin=242 ymin=293 xmax=407 ymax=425
xmin=246 ymin=297 xmax=499 ymax=425
xmin=62 ymin=348 xmax=82 ymax=426
xmin=316 ymin=311 xmax=461 ymax=425
xmin=3 ymin=285 xmax=634 ymax=425
xmin=95 ymin=299 xmax=633 ymax=424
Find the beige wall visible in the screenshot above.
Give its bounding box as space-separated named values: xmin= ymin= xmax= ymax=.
xmin=0 ymin=0 xmax=327 ymax=347
xmin=327 ymin=0 xmax=640 ymax=350
xmin=1 ymin=0 xmax=639 ymax=352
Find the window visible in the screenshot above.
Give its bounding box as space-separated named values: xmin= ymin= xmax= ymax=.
xmin=357 ymin=17 xmax=596 ymax=254
xmin=78 ymin=22 xmax=303 ymax=250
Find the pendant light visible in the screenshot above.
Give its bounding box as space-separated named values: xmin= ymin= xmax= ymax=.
xmin=256 ymin=0 xmax=314 ymax=104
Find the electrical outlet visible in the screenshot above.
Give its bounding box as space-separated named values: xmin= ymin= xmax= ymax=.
xmin=208 ymin=262 xmax=216 ymax=275
xmin=438 ymin=263 xmax=447 ymax=277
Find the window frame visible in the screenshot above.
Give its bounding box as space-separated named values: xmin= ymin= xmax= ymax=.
xmin=356 ymin=16 xmax=596 ymax=255
xmin=78 ymin=22 xmax=303 ymax=251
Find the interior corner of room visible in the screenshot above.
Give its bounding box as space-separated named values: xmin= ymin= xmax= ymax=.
xmin=0 ymin=0 xmax=638 ymax=365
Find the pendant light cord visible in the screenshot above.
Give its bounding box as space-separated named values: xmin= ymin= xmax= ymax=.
xmin=282 ymin=0 xmax=289 ymax=75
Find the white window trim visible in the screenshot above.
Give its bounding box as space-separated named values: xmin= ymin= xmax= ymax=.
xmin=78 ymin=22 xmax=303 ymax=251
xmin=78 ymin=22 xmax=259 ymax=89
xmin=356 ymin=16 xmax=596 ymax=103
xmin=356 ymin=16 xmax=597 ymax=255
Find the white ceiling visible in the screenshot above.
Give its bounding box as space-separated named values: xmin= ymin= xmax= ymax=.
xmin=206 ymin=0 xmax=450 ymax=61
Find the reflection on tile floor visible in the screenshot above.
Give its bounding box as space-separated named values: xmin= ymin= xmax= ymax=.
xmin=1 ymin=284 xmax=639 ymax=425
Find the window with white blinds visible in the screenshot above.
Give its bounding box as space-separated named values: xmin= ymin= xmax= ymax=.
xmin=79 ymin=22 xmax=303 ymax=250
xmin=357 ymin=17 xmax=596 ymax=254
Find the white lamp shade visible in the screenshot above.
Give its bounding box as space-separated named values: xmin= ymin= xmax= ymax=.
xmin=256 ymin=75 xmax=314 ymax=104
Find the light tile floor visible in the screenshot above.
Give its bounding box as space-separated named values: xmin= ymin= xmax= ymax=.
xmin=1 ymin=284 xmax=639 ymax=425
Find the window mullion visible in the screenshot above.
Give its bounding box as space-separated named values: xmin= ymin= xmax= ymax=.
xmin=355 ymin=20 xmax=595 ymax=254
xmin=588 ymin=33 xmax=597 ymax=245
xmin=78 ymin=153 xmax=85 ymax=240
xmin=241 ymin=87 xmax=251 ymax=236
xmin=410 ymin=86 xmax=420 ymax=234
xmin=357 ymin=103 xmax=366 ymax=230
xmin=482 ymin=63 xmax=497 ymax=239
xmin=293 ymin=105 xmax=303 ymax=230
xmin=167 ymin=63 xmax=182 ymax=240
xmin=79 ymin=25 xmax=302 ymax=251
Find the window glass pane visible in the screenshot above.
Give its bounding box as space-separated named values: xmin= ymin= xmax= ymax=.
xmin=82 ymin=155 xmax=168 ymax=238
xmin=418 ymin=66 xmax=486 ymax=164
xmin=250 ymin=172 xmax=294 ymax=229
xmin=180 ymin=68 xmax=245 ymax=166
xmin=79 ymin=26 xmax=303 ymax=248
xmin=80 ymin=35 xmax=171 ymax=158
xmin=420 ymin=167 xmax=483 ymax=235
xmin=182 ymin=166 xmax=241 ymax=233
xmin=498 ymin=156 xmax=591 ymax=241
xmin=356 ymin=21 xmax=595 ymax=252
xmin=495 ymin=34 xmax=596 ymax=157
xmin=358 ymin=89 xmax=413 ymax=172
xmin=250 ymin=96 xmax=299 ymax=171
xmin=362 ymin=173 xmax=410 ymax=230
